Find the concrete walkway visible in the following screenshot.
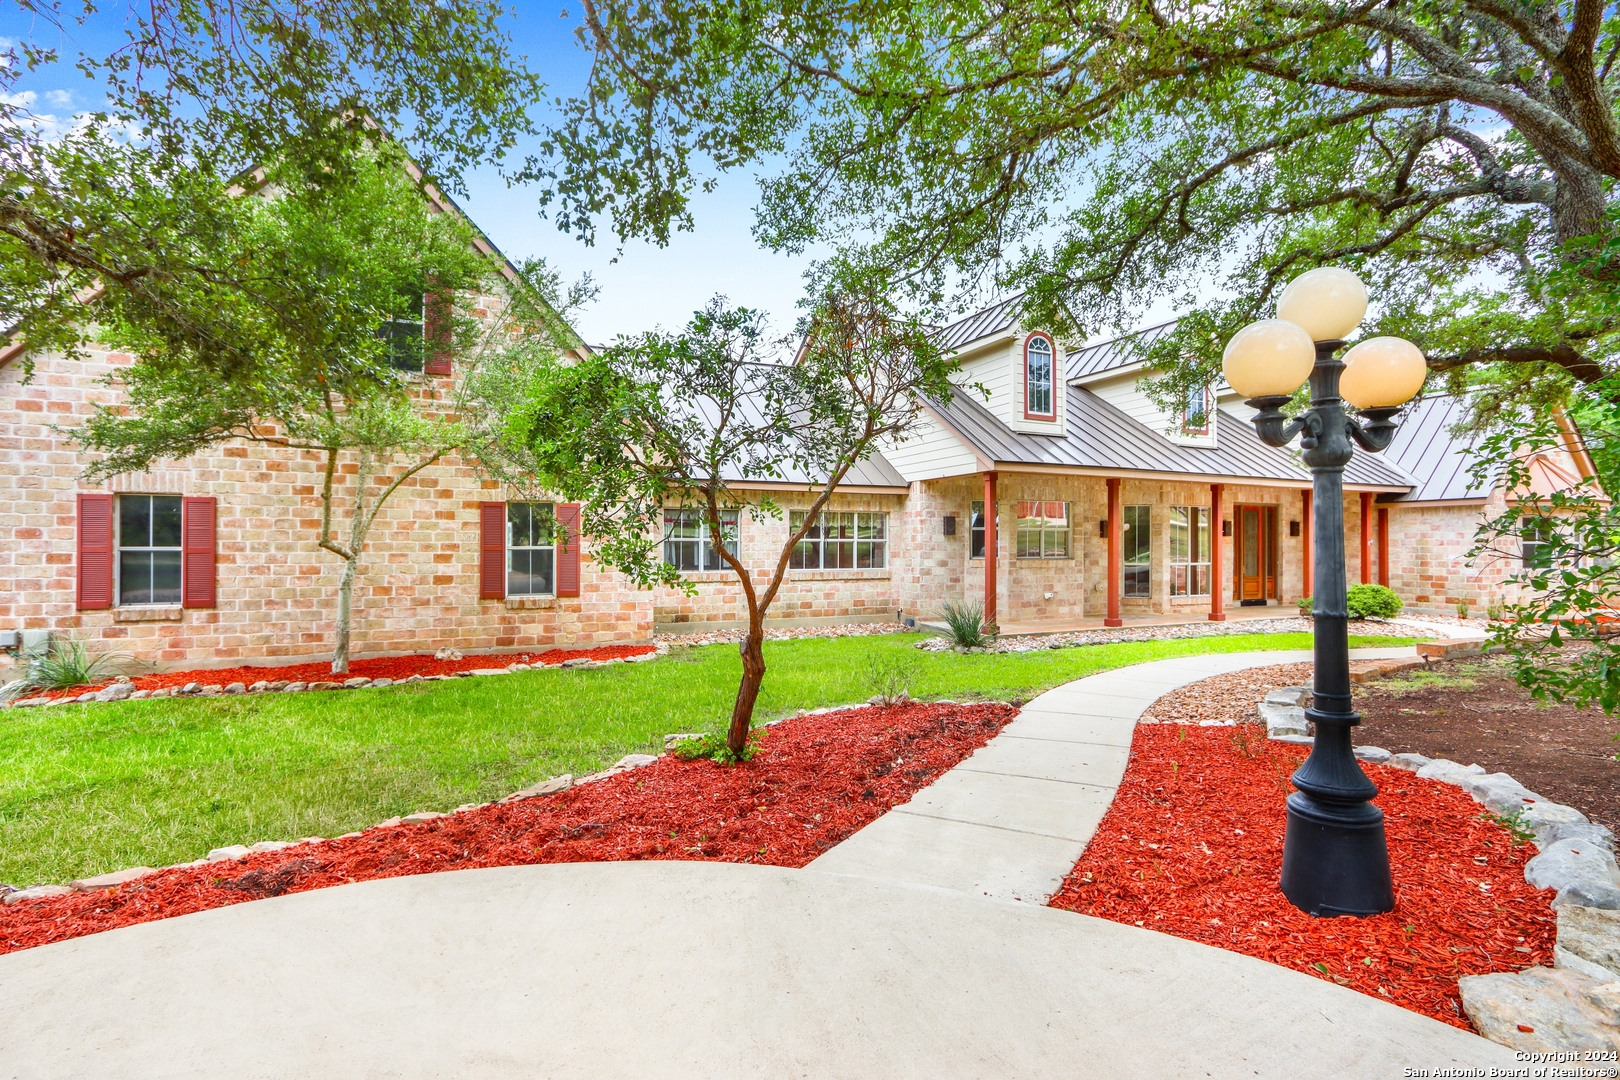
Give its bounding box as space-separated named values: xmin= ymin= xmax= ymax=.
xmin=810 ymin=646 xmax=1416 ymax=904
xmin=0 ymin=644 xmax=1515 ymax=1076
xmin=0 ymin=861 xmax=1512 ymax=1078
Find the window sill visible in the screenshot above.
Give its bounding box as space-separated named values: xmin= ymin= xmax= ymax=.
xmin=113 ymin=605 xmax=184 ymax=623
xmin=505 ymin=595 xmax=556 ymax=610
xmin=674 ymin=571 xmax=743 ymax=584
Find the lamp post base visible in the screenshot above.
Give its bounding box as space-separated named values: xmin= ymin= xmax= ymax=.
xmin=1279 ymin=792 xmax=1396 ymax=916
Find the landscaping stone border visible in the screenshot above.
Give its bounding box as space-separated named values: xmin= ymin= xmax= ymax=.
xmin=1246 ymin=660 xmax=1620 ymax=1054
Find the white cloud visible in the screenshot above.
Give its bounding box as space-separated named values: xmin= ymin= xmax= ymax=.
xmin=45 ymin=89 xmax=73 ymax=108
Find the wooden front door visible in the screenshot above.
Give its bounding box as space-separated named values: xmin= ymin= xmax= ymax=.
xmin=1234 ymin=505 xmax=1279 ymax=603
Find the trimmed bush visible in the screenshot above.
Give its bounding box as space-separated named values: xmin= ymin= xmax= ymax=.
xmin=1346 ymin=583 xmax=1403 ymax=619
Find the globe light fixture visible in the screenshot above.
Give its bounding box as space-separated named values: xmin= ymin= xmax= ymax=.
xmin=1339 ymin=336 xmax=1428 ymax=410
xmin=1276 ymin=267 xmax=1369 ymax=342
xmin=1223 ymin=265 xmax=1431 ymax=920
xmin=1221 ymin=319 xmax=1316 ymax=399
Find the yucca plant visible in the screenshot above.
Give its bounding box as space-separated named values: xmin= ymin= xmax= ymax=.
xmin=939 ymin=600 xmax=996 ymax=649
xmin=4 ymin=637 xmax=131 ymax=699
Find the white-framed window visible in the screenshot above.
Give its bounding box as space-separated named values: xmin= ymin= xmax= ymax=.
xmin=117 ymin=494 xmax=184 ymax=605
xmin=970 ymin=501 xmax=988 ymax=559
xmin=379 ymin=293 xmax=425 ymax=372
xmin=790 ymin=510 xmax=887 ymax=569
xmin=508 ymin=502 xmax=555 ymax=596
xmin=1124 ymin=504 xmax=1151 ymax=597
xmin=1025 ymin=334 xmax=1056 ymax=419
xmin=1181 ymin=385 xmax=1212 ymax=436
xmin=1520 ymin=515 xmax=1555 ymax=569
xmin=1016 ymin=500 xmax=1070 ymax=559
xmin=664 ymin=508 xmax=739 ymax=571
xmin=1169 ymin=505 xmax=1212 ymax=596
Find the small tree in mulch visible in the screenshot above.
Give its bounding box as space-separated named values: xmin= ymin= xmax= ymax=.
xmin=513 ymin=272 xmax=954 ymax=758
xmin=72 ymin=143 xmax=587 ymax=673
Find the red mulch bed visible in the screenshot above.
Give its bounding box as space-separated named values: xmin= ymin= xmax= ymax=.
xmin=37 ymin=644 xmax=657 ymax=700
xmin=1050 ymin=724 xmax=1556 ymax=1029
xmin=0 ymin=701 xmax=1014 ymax=954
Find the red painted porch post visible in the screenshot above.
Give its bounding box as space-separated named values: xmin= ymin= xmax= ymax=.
xmin=1359 ymin=491 xmax=1373 ymax=585
xmin=984 ymin=471 xmax=998 ymax=630
xmin=1105 ymin=477 xmax=1123 ymax=627
xmin=1209 ymin=483 xmax=1226 ymax=621
xmin=1377 ymin=506 xmax=1390 ymax=588
xmin=1301 ymin=488 xmax=1313 ymax=603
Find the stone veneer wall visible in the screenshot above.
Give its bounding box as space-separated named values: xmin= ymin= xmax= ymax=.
xmin=650 ymin=491 xmax=908 ymax=630
xmin=0 ymin=343 xmax=655 ymax=670
xmin=1381 ymin=495 xmax=1522 ymax=616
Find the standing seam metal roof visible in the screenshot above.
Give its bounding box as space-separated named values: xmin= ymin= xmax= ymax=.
xmin=929 ymin=384 xmax=1414 ymax=489
xmin=1065 ymin=320 xmax=1182 ymax=381
xmin=1379 ymin=395 xmax=1490 ymax=502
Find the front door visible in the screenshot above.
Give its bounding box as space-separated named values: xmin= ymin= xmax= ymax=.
xmin=1237 ymin=505 xmax=1268 ymax=602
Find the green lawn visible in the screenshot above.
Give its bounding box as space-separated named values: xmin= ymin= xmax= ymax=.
xmin=0 ymin=631 xmax=1412 ymax=885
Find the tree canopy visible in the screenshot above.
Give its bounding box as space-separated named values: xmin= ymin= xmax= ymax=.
xmin=2 ymin=0 xmax=541 ymax=366
xmin=540 ymin=0 xmax=1620 ymax=421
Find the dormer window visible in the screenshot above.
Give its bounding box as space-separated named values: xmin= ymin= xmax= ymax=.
xmin=1024 ymin=333 xmax=1056 ymax=420
xmin=1181 ymin=385 xmax=1212 ymax=436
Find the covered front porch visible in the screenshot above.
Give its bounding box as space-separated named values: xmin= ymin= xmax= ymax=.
xmin=902 ymin=468 xmax=1406 ymax=633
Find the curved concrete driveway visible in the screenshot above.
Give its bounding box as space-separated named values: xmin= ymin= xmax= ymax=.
xmin=0 ymin=861 xmax=1511 ymax=1079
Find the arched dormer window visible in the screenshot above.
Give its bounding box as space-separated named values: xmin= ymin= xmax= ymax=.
xmin=1024 ymin=333 xmax=1056 ymax=420
xmin=1181 ymin=384 xmax=1213 ymax=437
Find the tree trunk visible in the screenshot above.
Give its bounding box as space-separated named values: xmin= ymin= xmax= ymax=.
xmin=332 ymin=554 xmax=358 ymax=674
xmin=1554 ymin=160 xmax=1611 ymax=252
xmin=726 ymin=615 xmax=767 ymax=757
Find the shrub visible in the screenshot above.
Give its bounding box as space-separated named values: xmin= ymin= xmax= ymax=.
xmin=670 ymin=731 xmax=760 ymax=765
xmin=863 ymin=651 xmax=916 ymax=706
xmin=1346 ymin=583 xmax=1403 ymax=619
xmin=939 ymin=600 xmax=996 ymax=649
xmin=4 ymin=636 xmax=131 ymax=699
xmin=1297 ymin=596 xmax=1313 ymax=616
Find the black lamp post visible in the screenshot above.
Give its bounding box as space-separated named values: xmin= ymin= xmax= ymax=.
xmin=1222 ymin=267 xmax=1428 ymax=917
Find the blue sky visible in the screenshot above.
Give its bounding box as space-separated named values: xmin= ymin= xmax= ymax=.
xmin=2 ymin=2 xmax=822 ymax=344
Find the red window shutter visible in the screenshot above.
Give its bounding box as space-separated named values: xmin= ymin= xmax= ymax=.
xmin=76 ymin=493 xmax=114 ymax=610
xmin=181 ymin=496 xmax=217 ymax=608
xmin=480 ymin=502 xmax=506 ymax=600
xmin=424 ymin=290 xmax=452 ymax=376
xmin=556 ymin=503 xmax=582 ymax=598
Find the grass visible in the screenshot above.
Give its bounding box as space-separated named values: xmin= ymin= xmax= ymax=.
xmin=0 ymin=631 xmax=1414 ymax=885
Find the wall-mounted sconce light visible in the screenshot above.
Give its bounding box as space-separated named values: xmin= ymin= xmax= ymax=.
xmin=942 ymin=515 xmax=956 ymax=536
xmin=1289 ymin=520 xmax=1302 ymax=537
xmin=1098 ymin=519 xmax=1109 ymax=538
xmin=1222 ymin=519 xmax=1232 ymax=537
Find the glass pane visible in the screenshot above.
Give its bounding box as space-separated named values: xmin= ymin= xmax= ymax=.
xmin=1026 ymin=338 xmax=1053 ymax=416
xmin=151 ymin=549 xmax=181 ymax=603
xmin=152 ymin=497 xmax=182 ymax=548
xmin=870 ymin=541 xmax=886 ymax=569
xmin=1124 ymin=564 xmax=1150 ymax=598
xmin=1171 ymin=565 xmax=1188 ymax=597
xmin=1194 ymin=508 xmax=1210 ymax=564
xmin=791 ymin=541 xmax=817 ymax=570
xmin=664 ymin=538 xmax=700 ymax=571
xmin=1043 ymin=526 xmax=1069 ymax=559
xmin=857 ymin=513 xmax=885 ymax=540
xmin=1125 ymin=505 xmax=1150 ymax=564
xmin=1242 ymin=510 xmax=1260 ymax=576
xmin=119 ymin=550 xmax=151 ymax=605
xmin=120 ymin=495 xmax=151 ymax=548
xmin=1017 ymin=527 xmax=1040 ymax=559
xmin=1016 ymin=501 xmax=1038 ymax=527
xmin=508 ymin=502 xmax=532 ymax=548
xmin=1169 ymin=507 xmax=1189 ymax=564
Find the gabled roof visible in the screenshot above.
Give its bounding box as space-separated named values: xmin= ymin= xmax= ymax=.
xmin=1065 ymin=320 xmax=1180 ymax=382
xmin=927 ymin=384 xmax=1413 ymax=490
xmin=940 ymin=296 xmax=1023 ymax=352
xmin=1380 ymin=395 xmax=1490 ymax=502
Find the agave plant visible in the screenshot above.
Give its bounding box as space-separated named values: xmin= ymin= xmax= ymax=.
xmin=938 ymin=600 xmax=996 ymax=650
xmin=3 ymin=637 xmax=132 ymax=699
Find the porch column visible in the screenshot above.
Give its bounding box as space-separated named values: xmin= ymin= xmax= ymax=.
xmin=1105 ymin=477 xmax=1123 ymax=627
xmin=1209 ymin=483 xmax=1226 ymax=621
xmin=1359 ymin=491 xmax=1373 ymax=584
xmin=1377 ymin=506 xmax=1390 ymax=587
xmin=984 ymin=470 xmax=999 ymax=629
xmin=1301 ymin=488 xmax=1313 ymax=602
